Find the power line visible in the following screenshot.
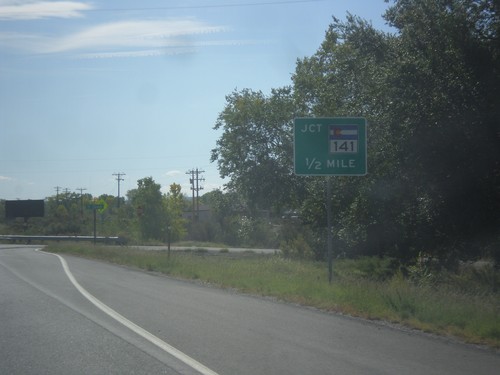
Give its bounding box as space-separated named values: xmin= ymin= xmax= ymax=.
xmin=84 ymin=0 xmax=326 ymax=13
xmin=0 ymin=0 xmax=325 ymax=17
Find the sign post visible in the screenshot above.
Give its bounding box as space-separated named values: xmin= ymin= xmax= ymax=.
xmin=86 ymin=202 xmax=106 ymax=244
xmin=294 ymin=117 xmax=367 ymax=282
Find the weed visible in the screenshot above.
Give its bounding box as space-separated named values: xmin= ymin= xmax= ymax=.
xmin=45 ymin=244 xmax=500 ymax=348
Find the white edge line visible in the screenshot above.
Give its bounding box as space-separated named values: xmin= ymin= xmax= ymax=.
xmin=36 ymin=249 xmax=219 ymax=375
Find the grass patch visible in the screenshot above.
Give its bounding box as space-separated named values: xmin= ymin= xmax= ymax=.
xmin=175 ymin=241 xmax=229 ymax=248
xmin=46 ymin=244 xmax=500 ymax=348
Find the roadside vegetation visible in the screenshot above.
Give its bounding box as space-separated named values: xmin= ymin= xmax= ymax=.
xmin=2 ymin=0 xmax=499 ymax=350
xmin=2 ymin=0 xmax=498 ymax=269
xmin=46 ymin=243 xmax=500 ymax=349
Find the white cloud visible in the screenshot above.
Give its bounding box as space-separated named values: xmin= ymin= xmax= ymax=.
xmin=0 ymin=1 xmax=92 ymax=20
xmin=165 ymin=170 xmax=182 ymax=177
xmin=76 ymin=48 xmax=193 ymax=59
xmin=45 ymin=19 xmax=226 ymax=54
xmin=0 ymin=175 xmax=14 ymax=181
xmin=76 ymin=39 xmax=260 ymax=59
xmin=0 ymin=18 xmax=230 ymax=58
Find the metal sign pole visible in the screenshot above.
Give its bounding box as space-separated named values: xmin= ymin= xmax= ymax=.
xmin=327 ymin=177 xmax=333 ymax=283
xmin=293 ymin=117 xmax=367 ymax=283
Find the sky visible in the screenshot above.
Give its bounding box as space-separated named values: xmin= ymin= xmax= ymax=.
xmin=0 ymin=0 xmax=392 ymax=201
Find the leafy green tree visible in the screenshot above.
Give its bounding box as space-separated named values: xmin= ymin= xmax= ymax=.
xmin=199 ymin=189 xmax=245 ymax=245
xmin=130 ymin=177 xmax=166 ymax=241
xmin=211 ymin=0 xmax=499 ymax=263
xmin=211 ymin=87 xmax=305 ymax=214
xmin=293 ymin=15 xmax=410 ymax=258
xmin=290 ymin=1 xmax=499 ymax=262
xmin=382 ymin=0 xmax=500 ymax=261
xmin=164 ymin=183 xmax=187 ymax=242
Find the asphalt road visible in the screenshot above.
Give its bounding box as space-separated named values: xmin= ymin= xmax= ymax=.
xmin=1 ymin=245 xmax=499 ymax=375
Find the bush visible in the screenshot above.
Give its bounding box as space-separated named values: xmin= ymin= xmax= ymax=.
xmin=334 ymin=256 xmax=398 ymax=281
xmin=280 ymin=234 xmax=314 ymax=260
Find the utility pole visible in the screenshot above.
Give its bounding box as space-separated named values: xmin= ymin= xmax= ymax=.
xmin=54 ymin=186 xmax=61 ymax=204
xmin=112 ymin=173 xmax=125 ymax=208
xmin=62 ymin=188 xmax=71 ymax=207
xmin=195 ymin=168 xmax=205 ymax=214
xmin=187 ymin=169 xmax=195 ymax=220
xmin=186 ymin=168 xmax=205 ymax=221
xmin=76 ymin=187 xmax=87 ymax=216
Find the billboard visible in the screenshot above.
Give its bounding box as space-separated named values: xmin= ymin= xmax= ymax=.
xmin=5 ymin=200 xmax=45 ymax=218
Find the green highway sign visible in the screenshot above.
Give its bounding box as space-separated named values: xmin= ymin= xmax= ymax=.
xmin=86 ymin=203 xmax=105 ymax=210
xmin=294 ymin=117 xmax=367 ymax=176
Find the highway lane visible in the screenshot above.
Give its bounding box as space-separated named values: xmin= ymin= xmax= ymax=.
xmin=0 ymin=245 xmax=212 ymax=375
xmin=1 ymin=245 xmax=499 ymax=374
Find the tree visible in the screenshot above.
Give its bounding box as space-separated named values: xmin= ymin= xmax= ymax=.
xmin=130 ymin=177 xmax=166 ymax=241
xmin=164 ymin=183 xmax=187 ymax=242
xmin=211 ymin=1 xmax=500 ymax=263
xmin=382 ymin=0 xmax=500 ymax=261
xmin=290 ymin=1 xmax=500 ymax=262
xmin=293 ymin=15 xmax=411 ymax=258
xmin=199 ymin=189 xmax=245 ymax=245
xmin=211 ymin=87 xmax=305 ymax=214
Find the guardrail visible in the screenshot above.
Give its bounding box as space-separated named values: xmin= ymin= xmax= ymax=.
xmin=0 ymin=235 xmax=125 ymax=245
